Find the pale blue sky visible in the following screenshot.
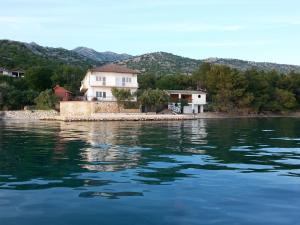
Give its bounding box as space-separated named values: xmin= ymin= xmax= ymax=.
xmin=1 ymin=0 xmax=299 ymax=64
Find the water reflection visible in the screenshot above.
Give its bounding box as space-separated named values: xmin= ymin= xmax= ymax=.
xmin=0 ymin=118 xmax=300 ymax=191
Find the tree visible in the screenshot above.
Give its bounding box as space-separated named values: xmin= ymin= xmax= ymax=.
xmin=111 ymin=88 xmax=134 ymax=109
xmin=138 ymin=74 xmax=156 ymax=90
xmin=25 ymin=67 xmax=53 ymax=92
xmin=274 ymin=88 xmax=297 ymax=111
xmin=156 ymin=74 xmax=195 ymax=90
xmin=51 ymin=65 xmax=85 ymax=95
xmin=139 ymin=89 xmax=170 ymax=110
xmin=34 ymin=89 xmax=59 ymax=110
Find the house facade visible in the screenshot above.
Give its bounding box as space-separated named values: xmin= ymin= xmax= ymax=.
xmin=80 ymin=64 xmax=139 ymax=101
xmin=166 ymin=90 xmax=207 ymax=114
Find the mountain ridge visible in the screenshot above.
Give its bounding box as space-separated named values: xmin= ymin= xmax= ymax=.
xmin=73 ymin=47 xmax=132 ymax=62
xmin=1 ymin=39 xmax=299 ymax=75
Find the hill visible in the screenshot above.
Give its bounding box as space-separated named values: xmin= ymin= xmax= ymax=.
xmin=203 ymin=58 xmax=300 ymax=74
xmin=0 ymin=40 xmax=96 ymax=70
xmin=118 ymin=52 xmax=201 ymax=76
xmin=119 ymin=53 xmax=300 ymax=76
xmin=73 ymin=47 xmax=132 ymax=62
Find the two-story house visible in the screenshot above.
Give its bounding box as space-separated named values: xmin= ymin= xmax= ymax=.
xmin=80 ymin=64 xmax=139 ymax=101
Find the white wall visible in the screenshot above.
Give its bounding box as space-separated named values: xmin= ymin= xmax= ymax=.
xmin=89 ymin=72 xmax=138 ymax=88
xmin=86 ymin=87 xmax=137 ymax=101
xmin=192 ymin=93 xmax=206 ymax=105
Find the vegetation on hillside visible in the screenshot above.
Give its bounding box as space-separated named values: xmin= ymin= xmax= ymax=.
xmin=193 ymin=63 xmax=300 ymax=113
xmin=0 ymin=40 xmax=93 ymax=110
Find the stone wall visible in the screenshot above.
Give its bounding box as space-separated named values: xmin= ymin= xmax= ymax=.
xmin=60 ymin=101 xmax=140 ymax=117
xmin=1 ymin=110 xmax=58 ymax=120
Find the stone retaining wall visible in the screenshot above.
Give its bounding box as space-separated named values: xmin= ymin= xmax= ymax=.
xmin=1 ymin=110 xmax=58 ymax=120
xmin=60 ymin=101 xmax=140 ymax=117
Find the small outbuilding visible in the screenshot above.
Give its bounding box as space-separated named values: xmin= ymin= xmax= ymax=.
xmin=53 ymin=85 xmax=72 ymax=101
xmin=166 ymin=90 xmax=207 ymax=114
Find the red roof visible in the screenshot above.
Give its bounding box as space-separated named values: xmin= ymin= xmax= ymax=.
xmin=90 ymin=64 xmax=138 ymax=74
xmin=53 ymin=85 xmax=72 ymax=93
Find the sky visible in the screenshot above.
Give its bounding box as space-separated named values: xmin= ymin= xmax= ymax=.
xmin=1 ymin=0 xmax=300 ymax=65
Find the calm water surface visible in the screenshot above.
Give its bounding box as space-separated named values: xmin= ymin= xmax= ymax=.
xmin=0 ymin=118 xmax=300 ymax=225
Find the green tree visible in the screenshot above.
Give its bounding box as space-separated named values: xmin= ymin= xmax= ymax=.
xmin=34 ymin=89 xmax=58 ymax=110
xmin=274 ymin=88 xmax=297 ymax=111
xmin=111 ymin=88 xmax=134 ymax=109
xmin=138 ymin=74 xmax=156 ymax=90
xmin=51 ymin=65 xmax=85 ymax=95
xmin=139 ymin=89 xmax=170 ymax=109
xmin=25 ymin=67 xmax=53 ymax=92
xmin=156 ymin=74 xmax=195 ymax=90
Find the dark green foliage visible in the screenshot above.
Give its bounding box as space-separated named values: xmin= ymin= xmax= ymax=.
xmin=193 ymin=63 xmax=300 ymax=113
xmin=51 ymin=65 xmax=86 ymax=95
xmin=156 ymin=74 xmax=196 ymax=90
xmin=139 ymin=89 xmax=170 ymax=107
xmin=25 ymin=67 xmax=54 ymax=92
xmin=138 ymin=74 xmax=157 ymax=90
xmin=138 ymin=74 xmax=196 ymax=91
xmin=0 ymin=82 xmax=38 ymax=110
xmin=34 ymin=89 xmax=59 ymax=110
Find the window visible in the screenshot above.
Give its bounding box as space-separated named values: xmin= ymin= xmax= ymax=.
xmin=96 ymin=92 xmax=106 ymax=98
xmin=96 ymin=92 xmax=102 ymax=97
xmin=126 ymin=77 xmax=132 ymax=83
xmin=96 ymin=76 xmax=106 ymax=85
xmin=122 ymin=77 xmax=126 ymax=86
xmin=198 ymin=95 xmax=201 ymax=98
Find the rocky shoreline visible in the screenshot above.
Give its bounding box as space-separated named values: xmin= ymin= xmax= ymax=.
xmin=1 ymin=110 xmax=299 ymax=122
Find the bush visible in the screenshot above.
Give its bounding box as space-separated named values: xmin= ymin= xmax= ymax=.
xmin=111 ymin=87 xmax=134 ymax=108
xmin=139 ymin=89 xmax=170 ymax=107
xmin=34 ymin=89 xmax=59 ymax=110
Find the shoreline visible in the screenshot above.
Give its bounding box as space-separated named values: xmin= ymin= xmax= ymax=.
xmin=1 ymin=110 xmax=299 ymax=122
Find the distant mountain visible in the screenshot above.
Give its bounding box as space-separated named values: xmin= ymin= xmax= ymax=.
xmin=1 ymin=39 xmax=299 ymax=75
xmin=118 ymin=52 xmax=300 ymax=76
xmin=73 ymin=47 xmax=132 ymax=62
xmin=118 ymin=52 xmax=201 ymax=76
xmin=203 ymin=58 xmax=300 ymax=74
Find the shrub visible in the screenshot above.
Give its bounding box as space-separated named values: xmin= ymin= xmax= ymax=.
xmin=34 ymin=89 xmax=59 ymax=110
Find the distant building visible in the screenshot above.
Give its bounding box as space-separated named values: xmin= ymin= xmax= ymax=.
xmin=53 ymin=85 xmax=72 ymax=101
xmin=80 ymin=64 xmax=139 ymax=101
xmin=0 ymin=67 xmax=25 ymax=78
xmin=166 ymin=90 xmax=207 ymax=114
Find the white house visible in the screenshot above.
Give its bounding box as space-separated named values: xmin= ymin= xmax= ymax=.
xmin=80 ymin=64 xmax=139 ymax=101
xmin=166 ymin=90 xmax=207 ymax=114
xmin=0 ymin=67 xmax=25 ymax=78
